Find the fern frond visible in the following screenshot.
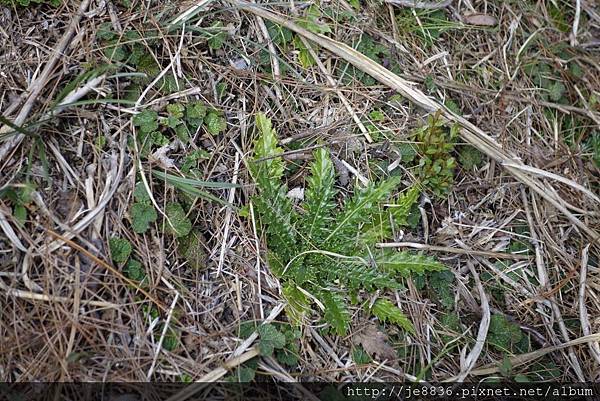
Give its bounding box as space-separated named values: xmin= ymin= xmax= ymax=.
xmin=250 ymin=113 xmax=298 ymax=263
xmin=359 ymin=210 xmax=393 ymax=246
xmin=320 ymin=291 xmax=351 ymax=335
xmin=251 ymin=113 xmax=285 ymax=191
xmin=390 ymin=185 xmax=420 ymax=226
xmin=282 ymin=283 xmax=311 ymax=326
xmin=325 ymin=176 xmax=401 ymax=251
xmin=253 ymin=184 xmax=296 ymax=262
xmin=374 ymin=250 xmax=445 ymax=276
xmin=319 ymin=261 xmax=400 ymax=292
xmin=302 ymin=148 xmax=337 ymax=242
xmin=371 ymin=298 xmax=415 ymax=333
xmin=359 ymin=184 xmax=420 ymax=245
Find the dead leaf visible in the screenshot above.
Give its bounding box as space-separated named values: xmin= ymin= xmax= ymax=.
xmin=150 ymin=145 xmax=175 ymax=169
xmin=353 ymin=324 xmax=396 ymax=362
xmin=463 ymin=13 xmax=497 ymax=26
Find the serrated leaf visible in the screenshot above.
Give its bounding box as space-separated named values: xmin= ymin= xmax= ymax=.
xmin=302 ymin=147 xmax=337 ymax=240
xmin=253 ymin=186 xmax=297 ymax=264
xmin=375 ymin=250 xmax=445 ymax=276
xmin=324 ymin=262 xmax=399 ymax=291
xmin=133 ymin=110 xmax=159 ymax=133
xmin=230 ymin=366 xmax=256 ymax=382
xmin=166 ymin=103 xmax=185 ymax=119
xmin=13 ymin=205 xmax=27 ymax=225
xmin=276 ymin=348 xmax=299 ymax=366
xmin=320 ymin=292 xmax=350 ymax=335
xmin=178 ymin=230 xmax=207 ymax=270
xmin=282 ymin=284 xmax=310 ymax=326
xmin=204 ymin=112 xmax=227 ymax=135
xmin=352 ymin=346 xmax=372 ymax=364
xmin=124 ymin=259 xmax=146 ymax=281
xmin=166 ymin=202 xmax=192 ymax=238
xmin=185 ymin=101 xmax=207 ymax=126
xmin=257 ymin=324 xmax=286 ymax=357
xmin=252 ymin=113 xmax=285 ymax=183
xmin=207 ymin=21 xmax=227 ymax=50
xmin=371 ymin=298 xmax=415 ymax=333
xmin=134 ymin=182 xmax=151 ymax=204
xmin=390 ymin=185 xmax=420 ymax=227
xmin=248 ymin=111 xmax=448 ymax=340
xmin=130 ymin=202 xmax=157 ymax=233
xmin=109 ymin=237 xmax=132 ymax=264
xmin=325 ymin=176 xmax=401 ymax=250
xmin=250 ymin=114 xmax=297 ymax=262
xmin=548 ymin=81 xmax=566 ymax=102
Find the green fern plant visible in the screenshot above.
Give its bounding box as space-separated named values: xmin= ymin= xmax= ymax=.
xmin=250 ymin=113 xmax=445 ymax=335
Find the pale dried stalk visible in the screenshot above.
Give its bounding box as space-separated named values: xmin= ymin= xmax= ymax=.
xmin=253 ymin=7 xmax=283 ymax=100
xmin=0 ymin=278 xmax=118 ymax=309
xmin=376 ymin=241 xmax=531 ymax=260
xmin=217 ymin=153 xmax=240 ymax=275
xmin=578 ymin=245 xmax=600 ymax=364
xmin=165 ymin=347 xmax=260 ymax=401
xmin=385 ymin=0 xmax=452 ymax=9
xmin=455 ymin=262 xmax=490 ymax=381
xmin=147 ymin=293 xmax=180 ymax=379
xmin=455 ymin=333 xmax=600 ymax=377
xmin=0 ymin=208 xmax=27 ymax=252
xmin=503 ymin=162 xmax=600 ymax=205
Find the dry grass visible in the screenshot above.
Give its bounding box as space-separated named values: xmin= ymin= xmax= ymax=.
xmin=0 ymin=0 xmax=599 ymax=383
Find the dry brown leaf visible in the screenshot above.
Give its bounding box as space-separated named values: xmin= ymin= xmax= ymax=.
xmin=463 ymin=13 xmax=498 ymax=26
xmin=353 ymin=324 xmax=396 ymax=362
xmin=149 ymin=145 xmax=176 ymax=169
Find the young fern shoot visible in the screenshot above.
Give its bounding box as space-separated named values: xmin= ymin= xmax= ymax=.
xmin=250 ymin=113 xmax=445 ymax=335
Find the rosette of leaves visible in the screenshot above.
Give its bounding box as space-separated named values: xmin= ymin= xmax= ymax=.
xmin=249 ymin=113 xmax=445 ymax=335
